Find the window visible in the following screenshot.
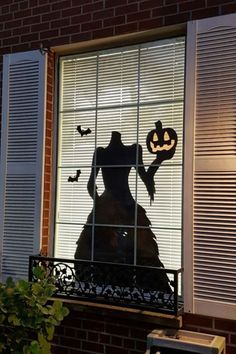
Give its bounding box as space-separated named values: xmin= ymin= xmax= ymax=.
xmin=54 ymin=37 xmax=185 ymax=281
xmin=1 ymin=13 xmax=235 ymax=320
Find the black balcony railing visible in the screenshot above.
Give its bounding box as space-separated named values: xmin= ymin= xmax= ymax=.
xmin=29 ymin=256 xmax=183 ymax=316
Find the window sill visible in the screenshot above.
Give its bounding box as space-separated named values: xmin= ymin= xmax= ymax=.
xmin=53 ymin=297 xmax=182 ymax=329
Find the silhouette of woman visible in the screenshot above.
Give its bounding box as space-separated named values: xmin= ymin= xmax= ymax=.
xmin=74 ymin=131 xmax=172 ymax=292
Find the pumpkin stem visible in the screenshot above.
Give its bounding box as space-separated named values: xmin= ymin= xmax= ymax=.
xmin=155 ymin=120 xmax=162 ymax=130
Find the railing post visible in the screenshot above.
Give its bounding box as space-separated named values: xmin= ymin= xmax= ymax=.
xmin=173 ymin=270 xmax=178 ymax=316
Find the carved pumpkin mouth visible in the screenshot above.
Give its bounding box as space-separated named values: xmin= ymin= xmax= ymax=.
xmin=150 ymin=139 xmax=176 ymax=153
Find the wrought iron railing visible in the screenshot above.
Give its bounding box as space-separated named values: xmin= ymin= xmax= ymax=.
xmin=29 ymin=256 xmax=183 ymax=315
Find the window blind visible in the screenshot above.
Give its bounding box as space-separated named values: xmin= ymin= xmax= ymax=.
xmin=55 ymin=38 xmax=185 ymax=272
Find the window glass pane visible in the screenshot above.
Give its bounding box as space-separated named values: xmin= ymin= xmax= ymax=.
xmin=58 ymin=111 xmax=96 ymax=167
xmin=61 ymin=56 xmax=97 ymax=111
xmin=55 ymin=37 xmax=185 ymax=278
xmin=140 ymin=38 xmax=185 ymax=103
xmin=98 ymin=49 xmax=139 ymax=107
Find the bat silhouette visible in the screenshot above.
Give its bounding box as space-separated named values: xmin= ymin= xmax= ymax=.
xmin=77 ymin=125 xmax=92 ymax=137
xmin=68 ymin=170 xmax=81 ymax=182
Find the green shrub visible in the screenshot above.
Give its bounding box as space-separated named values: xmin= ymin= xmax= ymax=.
xmin=0 ymin=266 xmax=69 ymax=354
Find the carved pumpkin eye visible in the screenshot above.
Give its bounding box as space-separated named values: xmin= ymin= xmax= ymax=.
xmin=146 ymin=120 xmax=178 ymax=159
xmin=164 ymin=131 xmax=170 ymax=141
xmin=153 ymin=133 xmax=158 ymax=142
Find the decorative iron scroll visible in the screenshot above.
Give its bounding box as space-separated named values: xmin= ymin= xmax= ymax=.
xmin=29 ymin=256 xmax=183 ymax=315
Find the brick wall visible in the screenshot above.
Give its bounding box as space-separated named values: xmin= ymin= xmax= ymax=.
xmin=1 ymin=1 xmax=236 ymax=353
xmin=0 ymin=0 xmax=236 ymax=56
xmin=52 ymin=307 xmax=173 ymax=354
xmin=50 ymin=307 xmax=236 ymax=354
xmin=183 ymin=314 xmax=236 ymax=354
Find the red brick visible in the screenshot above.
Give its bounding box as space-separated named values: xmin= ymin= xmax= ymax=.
xmin=165 ymin=0 xmax=186 ymax=3
xmin=81 ymin=20 xmax=102 ymax=31
xmin=111 ymin=335 xmax=123 ymax=346
xmin=215 ymin=319 xmax=236 ymax=332
xmin=71 ymin=32 xmax=91 ymax=43
xmin=164 ymin=11 xmax=190 ymax=25
xmin=12 ymin=43 xmax=29 ymax=52
xmin=135 ymin=340 xmax=146 ymax=351
xmin=226 ymin=346 xmax=236 ymax=354
xmin=104 ymin=15 xmax=125 ymax=26
xmin=51 ymin=345 xmax=69 ymax=354
xmin=23 ymin=15 xmax=40 ymax=25
xmin=21 ymin=32 xmax=38 ymax=42
xmin=140 ymin=0 xmax=163 ymax=10
xmin=207 ymin=0 xmax=232 ymax=5
xmin=82 ymin=341 xmax=104 ymax=353
xmin=50 ymin=36 xmax=70 ymax=46
xmin=51 ymin=18 xmax=70 ymax=29
xmin=192 ymin=6 xmax=219 ymax=19
xmin=62 ymin=6 xmax=81 ymax=17
xmin=5 ymin=19 xmax=21 ymax=29
xmin=64 ymin=327 xmax=76 ymax=337
xmin=105 ymin=0 xmax=127 ymax=8
xmin=13 ymin=26 xmax=30 ymax=35
xmin=83 ymin=1 xmax=104 ymax=13
xmin=1 ymin=13 xmax=13 ymax=23
xmin=55 ymin=326 xmax=64 ymax=336
xmin=88 ymin=331 xmax=99 ymax=342
xmin=222 ymin=3 xmax=236 ymax=14
xmin=83 ymin=320 xmax=105 ymax=332
xmin=115 ymin=3 xmax=138 ymax=15
xmin=153 ymin=4 xmax=177 ymax=16
xmin=106 ymin=346 xmax=128 ymax=354
xmin=115 ymin=22 xmax=138 ymax=35
xmin=139 ymin=17 xmax=163 ymax=31
xmin=93 ymin=8 xmax=114 ymax=20
xmin=0 ymin=0 xmax=12 ymax=4
xmin=72 ymin=0 xmax=91 ymax=5
xmin=42 ymin=11 xmax=61 ymax=21
xmin=130 ymin=328 xmax=147 ymax=341
xmin=3 ymin=36 xmax=19 ymax=46
xmin=60 ymin=25 xmax=80 ymax=35
xmin=2 ymin=5 xmax=10 ymax=13
xmin=32 ymin=4 xmax=51 ymax=14
xmin=124 ymin=338 xmax=135 ymax=349
xmin=180 ymin=0 xmax=205 ymax=11
xmin=127 ymin=10 xmax=151 ymax=22
xmin=52 ymin=0 xmax=71 ymax=11
xmin=0 ymin=46 xmax=11 ymax=55
xmin=14 ymin=8 xmax=32 ymax=18
xmin=29 ymin=0 xmax=38 ymax=6
xmin=106 ymin=324 xmax=130 ymax=337
xmin=19 ymin=1 xmax=29 ymax=10
xmin=31 ymin=22 xmax=50 ymax=32
xmin=10 ymin=3 xmax=19 ymax=11
xmin=93 ymin=27 xmax=114 ymax=39
xmin=183 ymin=314 xmax=213 ymax=328
xmin=0 ymin=30 xmax=12 ymax=39
xmin=40 ymin=29 xmax=59 ymax=39
xmin=100 ymin=333 xmax=110 ymax=344
xmin=70 ymin=350 xmax=84 ymax=354
xmin=71 ymin=13 xmax=91 ymax=25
